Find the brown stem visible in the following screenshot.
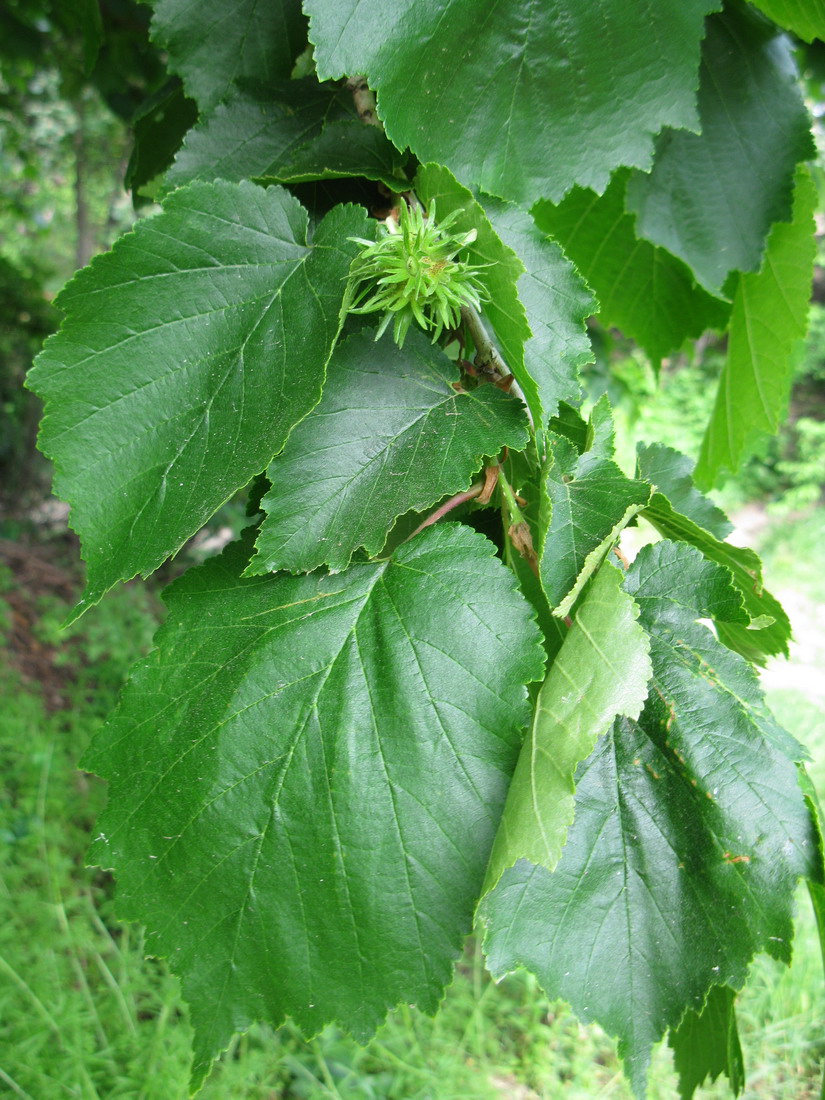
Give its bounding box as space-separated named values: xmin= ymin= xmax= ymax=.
xmin=405 ymin=482 xmax=484 ymax=541
xmin=346 ymin=75 xmax=382 ymax=128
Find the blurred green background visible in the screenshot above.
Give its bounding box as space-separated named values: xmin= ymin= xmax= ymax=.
xmin=1 ymin=4 xmax=824 ymax=1096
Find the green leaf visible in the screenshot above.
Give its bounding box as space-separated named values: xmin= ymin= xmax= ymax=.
xmin=485 ymin=562 xmax=651 ymax=890
xmin=534 ymin=172 xmax=730 ymax=363
xmin=150 ymin=0 xmax=307 ymax=112
xmin=626 ymin=5 xmax=814 ymax=294
xmin=668 ymin=986 xmax=744 ymax=1100
xmin=125 ymin=79 xmax=198 ymax=198
xmin=305 ymin=0 xmax=721 ymax=205
xmin=165 ymin=81 xmax=350 ymax=190
xmin=749 ymin=0 xmax=825 ymax=42
xmin=696 ymin=167 xmax=817 ymax=487
xmin=83 ymin=524 xmax=545 ymax=1090
xmin=27 ymin=183 xmax=370 ymax=618
xmin=539 ymin=433 xmax=651 ymax=616
xmin=640 ymin=482 xmax=791 ymax=664
xmin=270 ymin=119 xmax=412 ymax=191
xmin=483 ymin=542 xmax=819 ymax=1095
xmin=636 ymin=442 xmax=732 ymax=540
xmin=482 ymin=197 xmax=595 ymax=441
xmin=247 ymin=329 xmax=530 ymax=575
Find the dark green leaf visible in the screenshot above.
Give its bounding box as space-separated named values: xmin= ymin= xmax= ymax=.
xmin=749 ymin=0 xmax=825 ymax=42
xmin=165 ymin=81 xmax=350 ymax=190
xmin=28 ymin=183 xmax=370 ymax=618
xmin=125 ymin=79 xmax=198 ymax=198
xmin=83 ymin=524 xmax=545 ymax=1090
xmin=269 ymin=119 xmax=411 ymax=191
xmin=696 ymin=167 xmax=817 ymax=486
xmin=247 ymin=329 xmax=530 ymax=575
xmin=534 ymin=172 xmax=731 ymax=363
xmin=150 ymin=0 xmax=307 ymax=112
xmin=636 ymin=442 xmax=732 ymax=540
xmin=539 ymin=433 xmax=651 ymax=616
xmin=482 ymin=198 xmax=595 ymax=441
xmin=306 ymin=0 xmax=721 ymax=204
xmin=483 ymin=542 xmax=818 ymax=1095
xmin=668 ymin=986 xmax=744 ymax=1100
xmin=485 ymin=562 xmax=651 ymax=889
xmin=626 ymin=5 xmax=814 ymax=294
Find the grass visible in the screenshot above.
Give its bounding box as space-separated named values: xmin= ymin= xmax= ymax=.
xmin=0 ymin=513 xmax=823 ymax=1099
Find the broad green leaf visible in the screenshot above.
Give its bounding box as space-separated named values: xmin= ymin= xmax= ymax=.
xmin=749 ymin=0 xmax=825 ymax=42
xmin=270 ymin=119 xmax=412 ymax=191
xmin=668 ymin=986 xmax=744 ymax=1100
xmin=27 ymin=183 xmax=370 ymax=618
xmin=626 ymin=5 xmax=814 ymax=294
xmin=534 ymin=172 xmax=730 ymax=364
xmin=125 ymin=79 xmax=198 ymax=198
xmin=483 ymin=542 xmax=819 ymax=1095
xmin=485 ymin=563 xmax=651 ymax=890
xmin=483 ymin=197 xmax=595 ymax=442
xmin=641 ymin=483 xmax=791 ymax=664
xmin=165 ymin=81 xmax=350 ymax=190
xmin=696 ymin=167 xmax=817 ymax=486
xmin=540 ymin=433 xmax=651 ymax=616
xmin=305 ymin=0 xmax=720 ymax=205
xmin=247 ymin=329 xmax=530 ymax=575
xmin=150 ymin=0 xmax=307 ymax=112
xmin=636 ymin=442 xmax=731 ymax=540
xmin=83 ymin=524 xmax=545 ymax=1090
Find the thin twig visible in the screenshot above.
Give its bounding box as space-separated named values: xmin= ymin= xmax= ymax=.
xmin=460 ymin=304 xmax=532 ymax=427
xmin=346 ymin=75 xmax=382 ymax=128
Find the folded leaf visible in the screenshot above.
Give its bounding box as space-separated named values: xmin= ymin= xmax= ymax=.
xmin=483 ymin=541 xmax=819 ymax=1095
xmin=83 ymin=524 xmax=545 ymax=1090
xmin=696 ymin=167 xmax=817 ymax=486
xmin=636 ymin=441 xmax=731 ymax=540
xmin=248 ymin=328 xmax=530 ymax=575
xmin=306 ymin=0 xmax=721 ymax=204
xmin=485 ymin=562 xmax=651 ymax=890
xmin=28 ymin=183 xmax=370 ymax=617
xmin=270 ymin=119 xmax=411 ymax=191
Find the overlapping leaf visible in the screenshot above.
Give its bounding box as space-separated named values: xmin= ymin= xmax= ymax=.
xmin=696 ymin=167 xmax=817 ymax=487
xmin=668 ymin=986 xmax=744 ymax=1100
xmin=150 ymin=0 xmax=306 ymax=112
xmin=247 ymin=329 xmax=530 ymax=575
xmin=485 ymin=563 xmax=651 ymax=890
xmin=28 ymin=182 xmax=370 ymax=617
xmin=126 ymin=79 xmax=197 ymax=198
xmin=638 ymin=443 xmax=791 ymax=663
xmin=483 ymin=198 xmax=595 ymax=441
xmin=750 ymin=0 xmax=825 ymax=42
xmin=539 ymin=433 xmax=651 ymax=616
xmin=306 ymin=0 xmax=720 ymax=204
xmin=271 ymin=119 xmax=412 ymax=191
xmin=83 ymin=524 xmax=545 ymax=1089
xmin=626 ymin=5 xmax=814 ymax=294
xmin=483 ymin=542 xmax=819 ymax=1095
xmin=165 ymin=81 xmax=351 ymax=190
xmin=534 ymin=172 xmax=730 ymax=363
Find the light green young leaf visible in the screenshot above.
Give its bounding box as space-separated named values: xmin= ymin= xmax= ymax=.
xmin=636 ymin=441 xmax=732 ymax=540
xmin=165 ymin=81 xmax=351 ymax=190
xmin=83 ymin=524 xmax=544 ymax=1091
xmin=151 ymin=0 xmax=306 ymax=112
xmin=247 ymin=329 xmax=529 ymax=575
xmin=27 ymin=183 xmax=370 ymax=618
xmin=540 ymin=433 xmax=651 ymax=616
xmin=668 ymin=986 xmax=745 ymax=1100
xmin=626 ymin=5 xmax=814 ymax=294
xmin=483 ymin=542 xmax=819 ymax=1096
xmin=748 ymin=0 xmax=825 ymax=42
xmin=482 ymin=198 xmax=595 ymax=441
xmin=485 ymin=562 xmax=651 ymax=890
xmin=305 ymin=0 xmax=720 ymax=204
xmin=534 ymin=171 xmax=730 ymax=364
xmin=696 ymin=167 xmax=817 ymax=487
